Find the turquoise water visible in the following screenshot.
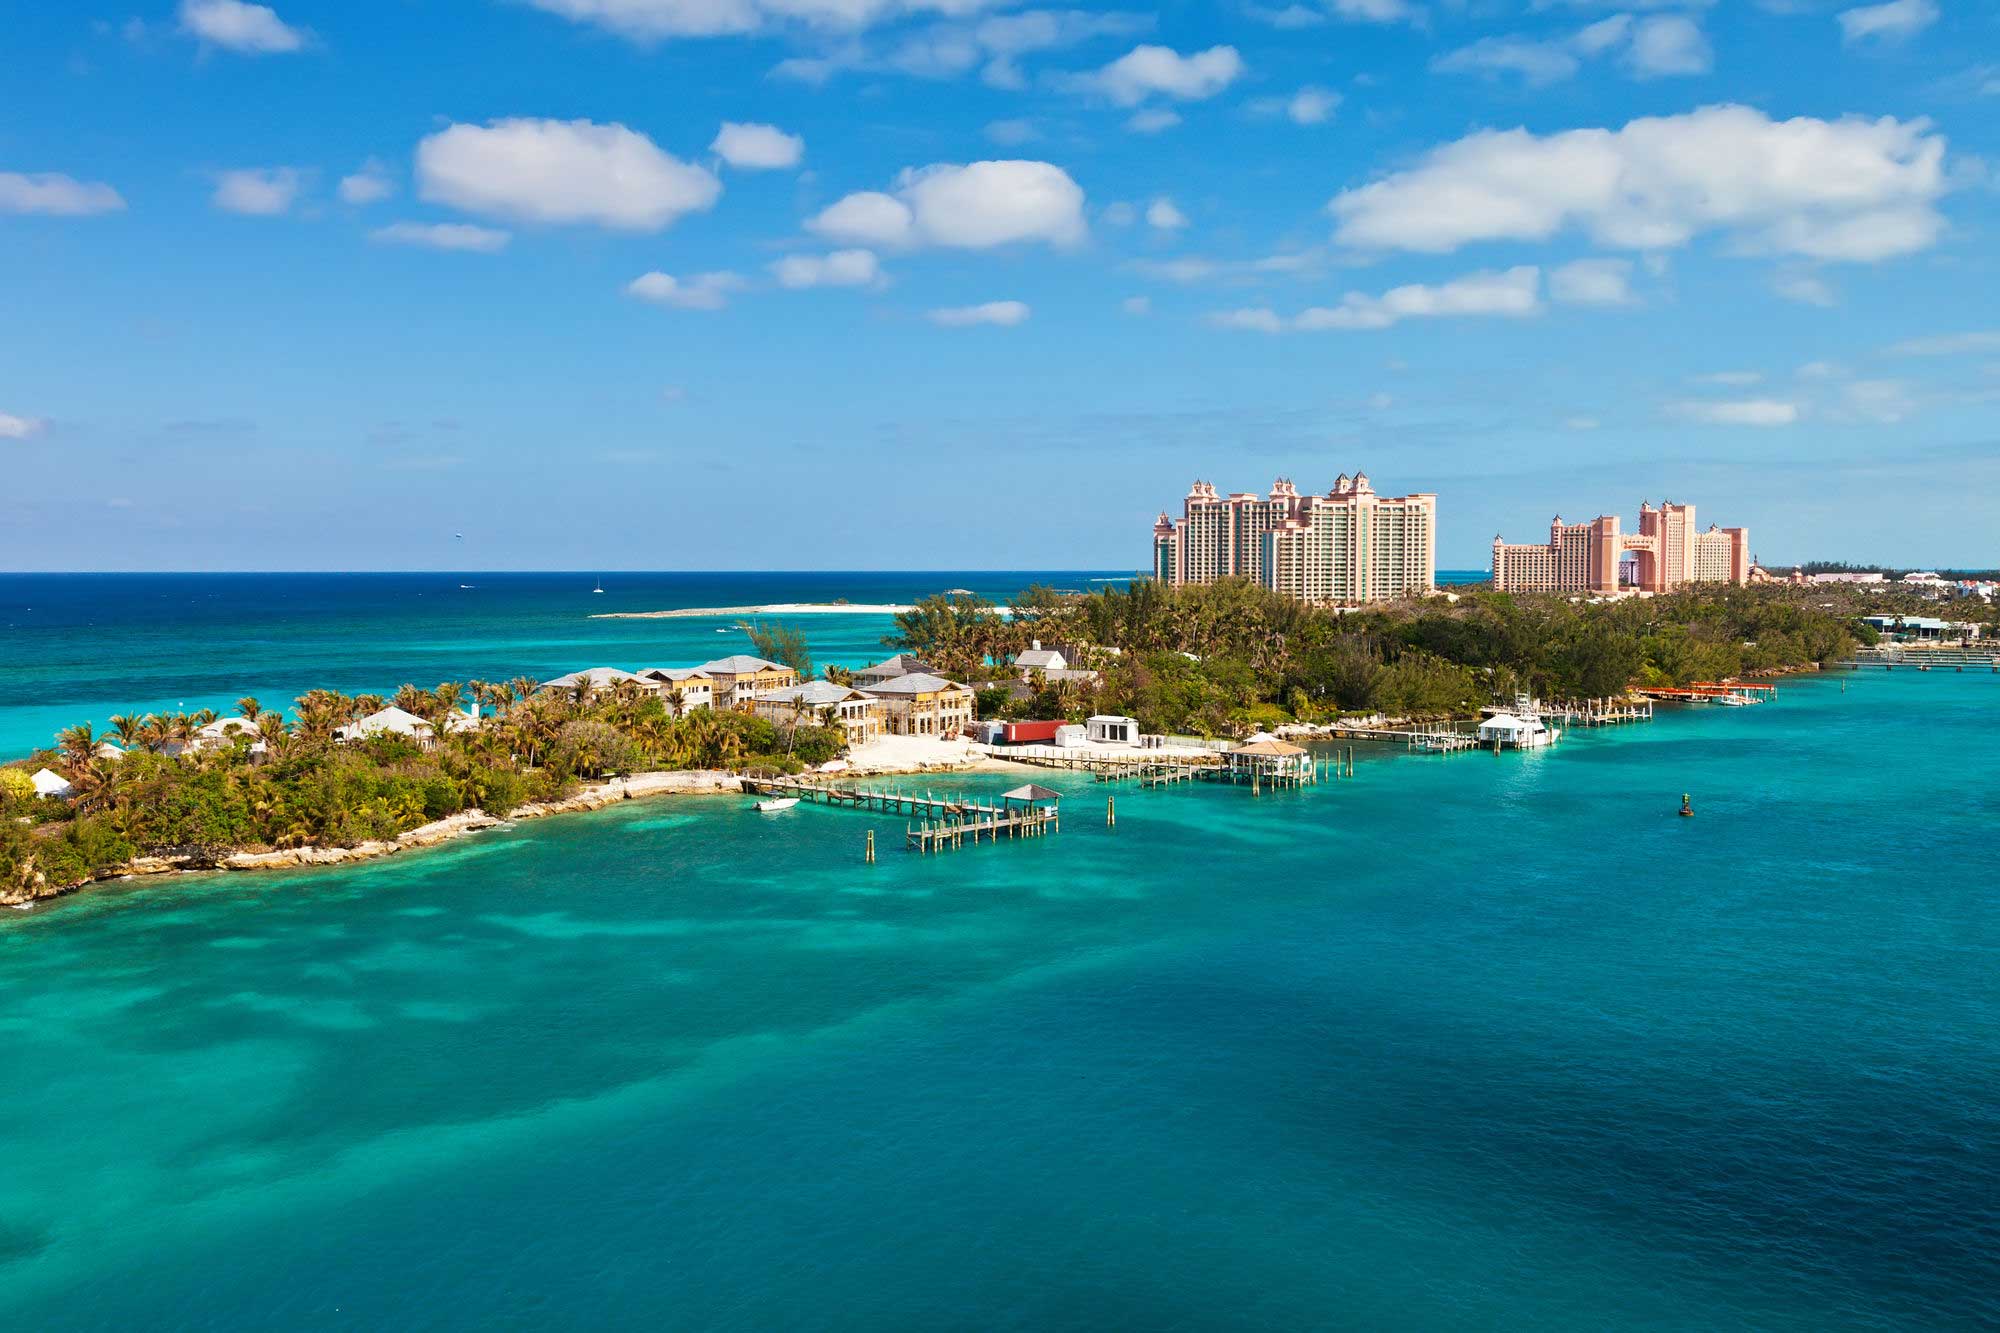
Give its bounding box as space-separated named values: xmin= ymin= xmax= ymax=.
xmin=2 ymin=669 xmax=1995 ymax=1329
xmin=0 ymin=570 xmax=1492 ymax=759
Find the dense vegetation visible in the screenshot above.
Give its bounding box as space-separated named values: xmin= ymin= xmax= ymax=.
xmin=2 ymin=677 xmax=842 ymax=894
xmin=891 ymin=579 xmax=1867 ymax=737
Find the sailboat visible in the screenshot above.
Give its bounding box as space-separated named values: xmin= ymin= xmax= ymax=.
xmin=592 ymin=578 xmax=605 ymax=594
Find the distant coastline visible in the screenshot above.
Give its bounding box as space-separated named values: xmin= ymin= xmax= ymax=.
xmin=591 ymin=602 xmax=914 ymax=620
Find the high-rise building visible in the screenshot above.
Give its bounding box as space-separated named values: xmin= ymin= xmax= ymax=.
xmin=1491 ymin=501 xmax=1749 ymax=594
xmin=1151 ymin=472 xmax=1437 ymax=604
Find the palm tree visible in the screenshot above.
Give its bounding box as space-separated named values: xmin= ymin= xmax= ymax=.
xmin=352 ymin=693 xmax=386 ymax=717
xmin=506 ymin=676 xmax=540 ymax=713
xmin=57 ymin=723 xmax=98 ymax=770
xmin=235 ymin=696 xmax=262 ymax=721
xmin=108 ymin=713 xmax=144 ymax=748
xmin=392 ymin=683 xmax=429 ymax=715
xmin=191 ymin=707 xmax=219 ymax=728
xmin=256 ymin=710 xmax=290 ymax=758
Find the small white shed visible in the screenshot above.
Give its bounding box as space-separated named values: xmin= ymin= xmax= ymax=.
xmin=1086 ymin=715 xmax=1138 ymax=745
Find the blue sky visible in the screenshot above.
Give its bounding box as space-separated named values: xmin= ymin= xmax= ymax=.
xmin=3 ymin=0 xmax=1996 ymax=571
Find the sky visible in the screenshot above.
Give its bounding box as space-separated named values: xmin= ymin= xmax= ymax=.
xmin=3 ymin=0 xmax=1997 ymax=572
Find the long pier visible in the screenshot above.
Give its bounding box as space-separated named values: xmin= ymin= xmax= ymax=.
xmin=1837 ymin=649 xmax=2000 ymax=671
xmin=738 ymin=774 xmax=1060 ymax=852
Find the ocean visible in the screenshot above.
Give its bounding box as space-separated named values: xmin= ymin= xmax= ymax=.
xmin=0 ymin=570 xmax=1490 ymax=759
xmin=1 ymin=658 xmax=1995 ymax=1329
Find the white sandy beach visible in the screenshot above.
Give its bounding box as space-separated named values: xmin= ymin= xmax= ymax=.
xmin=589 ymin=602 xmax=913 ymax=620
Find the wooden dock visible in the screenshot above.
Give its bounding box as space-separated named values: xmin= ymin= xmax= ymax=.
xmin=1837 ymin=649 xmax=2000 ymax=671
xmin=1329 ymin=722 xmax=1476 ymax=750
xmin=738 ymin=774 xmax=1060 ymax=852
xmin=1538 ymin=698 xmax=1655 ymax=726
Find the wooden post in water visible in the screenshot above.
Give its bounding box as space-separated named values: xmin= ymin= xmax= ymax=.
xmin=866 ymin=829 xmax=875 ymax=864
xmin=1107 ymin=796 xmax=1116 ymax=827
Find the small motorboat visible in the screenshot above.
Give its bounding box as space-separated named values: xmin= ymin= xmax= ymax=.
xmin=755 ymin=797 xmax=800 ymax=813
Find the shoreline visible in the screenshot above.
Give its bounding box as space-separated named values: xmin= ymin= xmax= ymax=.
xmin=3 ymin=752 xmax=1048 ymax=914
xmin=589 ymin=602 xmax=913 ymax=620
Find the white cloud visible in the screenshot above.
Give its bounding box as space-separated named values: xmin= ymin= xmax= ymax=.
xmin=1887 ymin=330 xmax=2000 ymax=356
xmin=0 ymin=412 xmax=46 ymax=440
xmin=770 ymin=249 xmax=882 ymax=288
xmin=1669 ymin=398 xmax=1800 ymax=425
xmin=1550 ymin=257 xmax=1636 ymax=305
xmin=807 ymin=159 xmax=1086 ymax=249
xmin=1079 ymin=44 xmax=1245 ymax=105
xmin=624 ymin=270 xmax=745 ymax=310
xmin=1693 ymin=370 xmax=1763 ymax=385
xmin=1252 ymin=86 xmax=1341 ymax=124
xmin=1625 ymin=15 xmax=1712 ymax=77
xmin=338 ymin=159 xmax=393 ymax=205
xmin=417 ymin=118 xmax=720 ymax=231
xmin=1841 ymin=379 xmax=1917 ymax=422
xmin=1433 ymin=38 xmax=1580 ymax=87
xmin=524 ymin=0 xmax=1023 ymax=43
xmin=1329 ymin=106 xmax=1949 ymax=263
xmin=1208 ymin=308 xmax=1286 ymax=333
xmin=1837 ymin=0 xmax=1939 ymax=45
xmin=1146 ymin=197 xmax=1188 ymax=230
xmin=212 ymin=167 xmax=303 ymax=215
xmin=179 ymin=0 xmax=307 ymax=54
xmin=1209 ymin=265 xmax=1544 ymax=333
xmin=523 ymin=0 xmax=761 ymax=40
xmin=1101 ymin=200 xmax=1137 ymax=226
xmin=0 ymin=172 xmax=125 ymax=215
xmin=1121 ymin=295 xmax=1151 ymax=315
xmin=370 ymin=222 xmax=511 ymax=253
xmin=769 ymin=9 xmax=1152 ymax=87
xmin=711 ymin=122 xmax=804 ymax=169
xmin=1773 ymin=270 xmax=1837 ymax=306
xmin=985 ymin=118 xmax=1039 ymax=145
xmin=1285 ymin=86 xmax=1341 ymax=125
xmin=928 ymin=300 xmax=1031 ymax=327
xmin=1433 ymin=12 xmax=1709 ymax=86
xmin=1125 ymin=109 xmax=1182 ymax=134
xmin=1329 ymin=0 xmax=1418 ymax=22
xmin=1245 ymin=4 xmax=1326 ymax=29
xmin=1565 ymin=416 xmax=1601 ymax=430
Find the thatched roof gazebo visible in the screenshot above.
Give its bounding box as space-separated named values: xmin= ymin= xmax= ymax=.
xmin=1000 ymin=783 xmax=1062 ymax=809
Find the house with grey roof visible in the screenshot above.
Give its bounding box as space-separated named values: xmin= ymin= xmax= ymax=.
xmin=856 ymin=672 xmax=977 ymax=737
xmin=751 ymin=681 xmax=883 ymax=745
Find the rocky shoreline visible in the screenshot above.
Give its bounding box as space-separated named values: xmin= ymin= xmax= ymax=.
xmin=3 ymin=768 xmax=749 ymax=911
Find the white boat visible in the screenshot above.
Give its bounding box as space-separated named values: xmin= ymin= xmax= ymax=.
xmin=1712 ymin=693 xmax=1754 ymax=706
xmin=592 ymin=580 xmax=604 ymax=594
xmin=1476 ymin=711 xmax=1560 ymax=749
xmin=7 ymin=902 xmax=32 ymax=912
xmin=755 ymin=797 xmax=800 ymax=813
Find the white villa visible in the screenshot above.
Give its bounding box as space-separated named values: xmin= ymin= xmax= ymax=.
xmin=335 ymin=706 xmax=441 ymax=746
xmin=31 ymin=768 xmax=73 ymax=799
xmin=540 ymin=667 xmax=648 ymax=696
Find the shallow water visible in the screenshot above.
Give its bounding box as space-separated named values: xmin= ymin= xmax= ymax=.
xmin=2 ymin=670 xmax=1995 ymax=1329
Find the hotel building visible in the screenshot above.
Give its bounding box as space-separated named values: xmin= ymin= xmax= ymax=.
xmin=1150 ymin=472 xmax=1438 ymax=604
xmin=1491 ymin=501 xmax=1750 ymax=594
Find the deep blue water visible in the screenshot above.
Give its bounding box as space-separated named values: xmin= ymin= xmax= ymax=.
xmin=1 ymin=667 xmax=1995 ymax=1329
xmin=0 ymin=570 xmax=1489 ymax=758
